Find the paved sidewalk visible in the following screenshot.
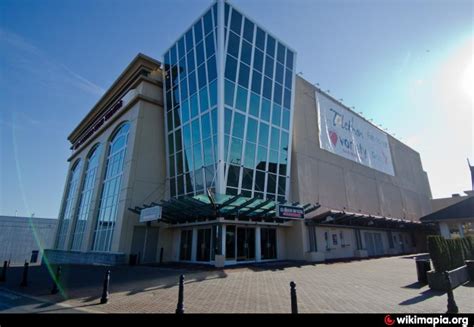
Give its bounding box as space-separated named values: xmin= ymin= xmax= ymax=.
xmin=0 ymin=255 xmax=472 ymax=313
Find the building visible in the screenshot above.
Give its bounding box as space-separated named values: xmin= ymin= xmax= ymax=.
xmin=0 ymin=216 xmax=58 ymax=265
xmin=46 ymin=0 xmax=434 ymax=267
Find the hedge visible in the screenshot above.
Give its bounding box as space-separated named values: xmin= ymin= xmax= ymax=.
xmin=427 ymin=236 xmax=474 ymax=272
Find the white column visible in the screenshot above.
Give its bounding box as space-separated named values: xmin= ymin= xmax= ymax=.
xmin=439 ymin=222 xmax=451 ymax=239
xmin=255 ymin=226 xmax=261 ymax=262
xmin=216 ymin=0 xmax=225 ymax=195
xmin=458 ymin=223 xmax=465 ymax=238
xmin=221 ymin=225 xmax=226 ymax=257
xmin=191 ymin=228 xmax=198 ymax=262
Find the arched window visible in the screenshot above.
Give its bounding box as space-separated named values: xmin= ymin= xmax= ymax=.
xmin=70 ymin=144 xmax=102 ymax=250
xmin=56 ymin=159 xmax=82 ymax=250
xmin=92 ymin=123 xmax=130 ymax=252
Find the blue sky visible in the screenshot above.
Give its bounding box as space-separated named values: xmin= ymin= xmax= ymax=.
xmin=1 ymin=0 xmax=473 ymax=218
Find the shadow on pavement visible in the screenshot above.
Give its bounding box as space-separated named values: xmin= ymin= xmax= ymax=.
xmin=399 ymin=289 xmax=445 ymax=306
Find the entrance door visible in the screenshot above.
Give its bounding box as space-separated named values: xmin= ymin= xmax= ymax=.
xmin=373 ymin=233 xmax=384 ymax=256
xmin=196 ymin=228 xmax=211 ymax=262
xmin=364 ymin=232 xmax=376 ymax=256
xmin=261 ymin=228 xmax=277 ymax=260
xmin=179 ymin=230 xmax=193 ymax=261
xmin=131 ymin=226 xmax=159 ymax=263
xmin=237 ymin=228 xmax=255 ymax=261
xmin=365 ymin=232 xmax=384 ymax=257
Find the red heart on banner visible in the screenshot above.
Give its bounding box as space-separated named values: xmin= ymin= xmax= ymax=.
xmin=329 ymin=131 xmax=338 ymax=146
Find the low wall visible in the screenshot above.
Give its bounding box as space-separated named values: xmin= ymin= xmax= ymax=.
xmin=44 ymin=249 xmax=126 ymax=266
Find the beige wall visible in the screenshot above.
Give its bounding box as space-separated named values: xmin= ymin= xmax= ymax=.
xmin=56 ymin=78 xmax=166 ymax=258
xmin=291 ymin=76 xmax=433 ymax=221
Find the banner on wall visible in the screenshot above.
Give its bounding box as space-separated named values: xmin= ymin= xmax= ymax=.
xmin=316 ymin=91 xmax=395 ymax=176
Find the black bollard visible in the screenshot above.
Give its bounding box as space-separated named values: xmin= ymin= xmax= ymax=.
xmin=290 ymin=281 xmax=298 ymax=314
xmin=160 ymin=247 xmax=164 ymax=265
xmin=175 ymin=274 xmax=185 ymax=314
xmin=51 ymin=266 xmax=62 ymax=295
xmin=100 ymin=269 xmax=111 ymax=304
xmin=444 ymin=272 xmax=459 ymax=314
xmin=0 ymin=261 xmax=7 ymax=282
xmin=20 ymin=262 xmax=29 ymax=287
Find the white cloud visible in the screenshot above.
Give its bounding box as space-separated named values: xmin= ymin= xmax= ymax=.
xmin=0 ymin=28 xmax=105 ymax=96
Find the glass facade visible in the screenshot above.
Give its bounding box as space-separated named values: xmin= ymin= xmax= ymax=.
xmin=163 ymin=1 xmax=295 ymax=202
xmin=71 ymin=144 xmax=102 ymax=250
xmin=56 ymin=159 xmax=82 ymax=250
xmin=164 ymin=4 xmax=219 ymax=198
xmin=92 ymin=123 xmax=130 ymax=252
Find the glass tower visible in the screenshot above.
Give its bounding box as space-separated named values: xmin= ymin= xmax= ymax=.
xmin=163 ymin=0 xmax=296 ymax=202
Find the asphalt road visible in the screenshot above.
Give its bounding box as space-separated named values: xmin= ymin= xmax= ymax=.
xmin=0 ymin=287 xmax=84 ymax=313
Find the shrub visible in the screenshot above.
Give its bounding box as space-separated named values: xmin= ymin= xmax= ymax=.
xmin=427 ymin=236 xmax=473 ymax=272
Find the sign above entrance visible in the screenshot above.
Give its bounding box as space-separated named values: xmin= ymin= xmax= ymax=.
xmin=140 ymin=205 xmax=162 ymax=223
xmin=276 ymin=204 xmax=305 ymax=219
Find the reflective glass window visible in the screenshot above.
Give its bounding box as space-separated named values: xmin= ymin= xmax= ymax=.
xmin=238 ymin=63 xmax=250 ymax=89
xmin=205 ymin=33 xmax=215 ymax=58
xmin=194 ymin=20 xmax=203 ymax=44
xmin=235 ymin=86 xmax=248 ymax=112
xmin=255 ymin=170 xmax=265 ymax=191
xmin=232 ymin=112 xmax=245 ymax=138
xmin=242 ymin=168 xmax=253 ymax=189
xmin=230 ymin=9 xmax=242 ymax=34
xmin=246 ymin=118 xmax=258 ymax=143
xmin=277 ymin=43 xmax=285 ymax=63
xmin=209 ymin=80 xmax=217 ymax=107
xmin=273 ymin=83 xmax=282 ymax=105
xmin=282 ymin=109 xmax=290 ymax=130
xmin=272 ymin=104 xmax=282 ymax=126
xmin=244 ymin=142 xmax=256 ymax=169
xmin=270 ymin=127 xmax=280 ymax=150
xmin=203 ymin=10 xmax=213 ymax=35
xmin=191 ymin=119 xmax=201 ymax=145
xmin=255 ymin=27 xmax=265 ymax=50
xmin=187 ymin=49 xmax=195 ymax=72
xmin=190 ymin=93 xmax=199 ymax=118
xmin=228 ymin=32 xmax=240 ymax=58
xmin=241 ymin=41 xmax=252 ymax=65
xmin=196 ymin=41 xmax=205 ymax=66
xmin=188 ymin=71 xmax=197 ymax=96
xmin=243 ymin=18 xmax=254 ymax=43
xmin=201 ymin=113 xmax=211 ymax=139
xmin=261 ymin=98 xmax=271 ymax=122
xmin=253 ymin=49 xmax=264 ymax=72
xmin=207 ymin=55 xmax=217 ymax=82
xmin=183 ymin=124 xmax=192 ymax=149
xmin=286 ymin=49 xmax=294 ymax=69
xmin=227 ymin=165 xmax=240 ymax=187
xmin=258 ymin=123 xmax=269 ymax=146
xmin=185 ymin=29 xmax=193 ymax=51
xmin=251 ymin=70 xmax=262 ymax=94
xmin=263 ymin=77 xmax=272 ymax=100
xmin=199 ymin=86 xmax=209 ymax=112
xmin=225 ymin=55 xmax=237 ymax=81
xmin=193 ymin=143 xmax=202 ymax=169
xmin=264 ymin=55 xmax=274 ymax=78
xmin=229 ymin=138 xmax=243 ymax=165
xmin=198 ymin=64 xmax=207 ymax=89
xmin=266 ymin=35 xmax=276 ymax=57
xmin=249 ymin=92 xmax=260 ymax=117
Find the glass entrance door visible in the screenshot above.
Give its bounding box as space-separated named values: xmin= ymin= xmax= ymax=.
xmin=196 ymin=228 xmax=211 ymax=261
xmin=179 ymin=230 xmax=193 ymax=261
xmin=237 ymin=227 xmax=255 ymax=261
xmin=261 ymin=228 xmax=277 ymax=260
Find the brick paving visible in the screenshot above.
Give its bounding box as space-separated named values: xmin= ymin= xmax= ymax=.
xmin=1 ymin=255 xmax=472 ymax=313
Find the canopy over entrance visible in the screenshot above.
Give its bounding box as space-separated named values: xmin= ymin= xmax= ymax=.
xmin=129 ymin=193 xmax=320 ymax=225
xmin=307 ymin=209 xmax=435 ymax=231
